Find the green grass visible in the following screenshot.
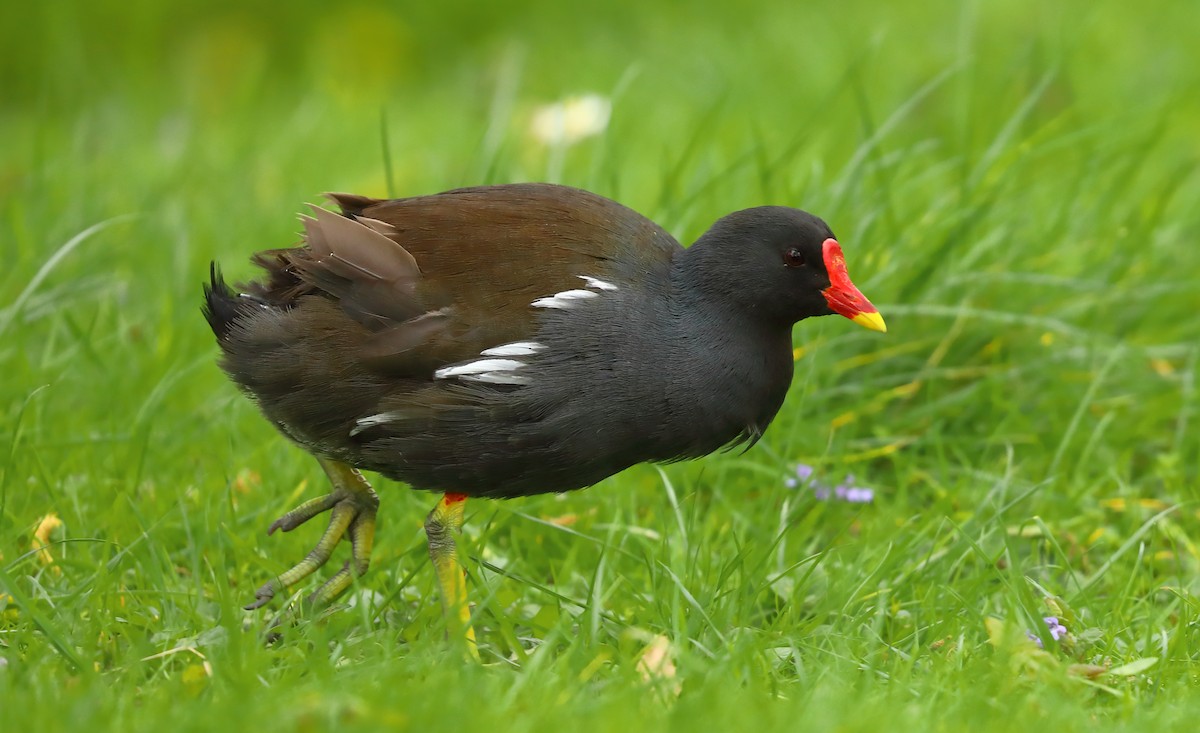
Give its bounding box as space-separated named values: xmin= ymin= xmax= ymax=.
xmin=3 ymin=0 xmax=1200 ymax=730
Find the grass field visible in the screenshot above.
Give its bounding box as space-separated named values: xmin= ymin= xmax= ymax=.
xmin=3 ymin=0 xmax=1200 ymax=730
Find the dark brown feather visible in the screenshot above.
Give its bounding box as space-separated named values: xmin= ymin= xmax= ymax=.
xmin=256 ymin=183 xmax=677 ymax=370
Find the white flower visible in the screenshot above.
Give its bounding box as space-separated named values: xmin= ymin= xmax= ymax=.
xmin=530 ymin=93 xmax=611 ymax=146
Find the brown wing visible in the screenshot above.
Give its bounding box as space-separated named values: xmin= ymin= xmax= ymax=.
xmin=249 ymin=183 xmax=680 ymax=378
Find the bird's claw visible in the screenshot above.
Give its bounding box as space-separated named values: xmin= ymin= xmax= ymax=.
xmin=244 ymin=462 xmax=379 ymax=613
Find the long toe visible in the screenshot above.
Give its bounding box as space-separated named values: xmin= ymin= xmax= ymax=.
xmin=306 ymin=561 xmax=354 ymax=607
xmin=267 ymin=493 xmax=340 ymax=534
xmin=246 ymin=493 xmax=378 ymax=610
xmin=246 ymin=459 xmax=381 ymax=615
xmin=245 ymin=584 xmax=279 ymax=611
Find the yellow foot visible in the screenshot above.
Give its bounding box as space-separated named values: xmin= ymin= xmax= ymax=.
xmin=245 ymin=458 xmax=379 ymax=610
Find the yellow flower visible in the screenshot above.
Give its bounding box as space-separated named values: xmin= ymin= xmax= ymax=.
xmin=32 ymin=513 xmax=64 ymax=569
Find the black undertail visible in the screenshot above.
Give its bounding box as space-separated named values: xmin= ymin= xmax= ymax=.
xmin=202 ymin=262 xmax=261 ymax=341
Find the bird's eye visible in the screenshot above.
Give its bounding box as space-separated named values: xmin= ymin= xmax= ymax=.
xmin=783 ymin=247 xmax=805 ymax=268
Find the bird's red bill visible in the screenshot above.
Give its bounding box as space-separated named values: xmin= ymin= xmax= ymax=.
xmin=821 ymin=239 xmax=886 ymax=332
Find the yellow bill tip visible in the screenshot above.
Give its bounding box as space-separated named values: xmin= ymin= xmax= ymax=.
xmin=851 ymin=311 xmax=887 ymax=333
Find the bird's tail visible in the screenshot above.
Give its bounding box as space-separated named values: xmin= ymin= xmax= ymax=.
xmin=202 ymin=262 xmax=250 ymax=341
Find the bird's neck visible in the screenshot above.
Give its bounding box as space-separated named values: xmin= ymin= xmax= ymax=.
xmin=663 ymin=242 xmax=797 ymax=457
xmin=672 ymin=236 xmax=735 ymax=308
xmin=671 ymin=237 xmax=790 ymax=330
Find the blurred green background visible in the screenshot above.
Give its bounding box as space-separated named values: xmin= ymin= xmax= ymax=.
xmin=3 ymin=1 xmax=1199 ymax=731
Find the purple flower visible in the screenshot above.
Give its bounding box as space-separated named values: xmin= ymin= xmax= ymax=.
xmin=785 ymin=463 xmax=816 ymax=488
xmin=786 ymin=464 xmax=874 ymax=503
xmin=842 ymin=487 xmax=875 ymax=503
xmin=1044 ymin=616 xmax=1067 ymax=640
xmin=1026 ymin=616 xmax=1068 ymax=647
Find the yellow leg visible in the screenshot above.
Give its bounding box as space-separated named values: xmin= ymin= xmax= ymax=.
xmin=424 ymin=493 xmax=478 ymax=660
xmin=246 ymin=457 xmax=379 ymax=610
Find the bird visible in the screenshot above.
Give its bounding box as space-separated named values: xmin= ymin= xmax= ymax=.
xmin=202 ymin=182 xmax=885 ymax=650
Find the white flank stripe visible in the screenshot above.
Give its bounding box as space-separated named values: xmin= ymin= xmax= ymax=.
xmin=578 ymin=275 xmax=618 ymax=291
xmin=481 ymin=341 xmax=546 ymax=357
xmin=461 ymin=372 xmax=532 ymax=385
xmin=350 ymin=411 xmax=404 ymax=436
xmin=531 ymin=289 xmax=599 ymax=309
xmin=434 ymin=358 xmax=525 ymax=379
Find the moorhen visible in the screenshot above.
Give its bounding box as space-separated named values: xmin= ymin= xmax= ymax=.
xmin=202 ymin=182 xmax=885 ymax=647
